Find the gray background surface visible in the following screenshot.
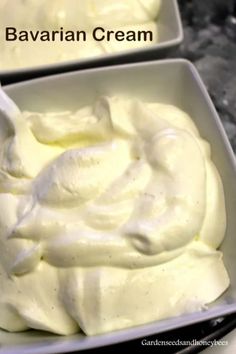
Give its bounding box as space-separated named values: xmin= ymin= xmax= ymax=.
xmin=178 ymin=0 xmax=236 ymax=152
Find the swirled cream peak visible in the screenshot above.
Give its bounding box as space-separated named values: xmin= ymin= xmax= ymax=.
xmin=0 ymin=96 xmax=229 ymax=335
xmin=0 ymin=0 xmax=161 ymax=70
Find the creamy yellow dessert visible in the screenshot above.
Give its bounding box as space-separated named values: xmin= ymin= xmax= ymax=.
xmin=0 ymin=95 xmax=229 ymax=335
xmin=0 ymin=0 xmax=161 ymax=70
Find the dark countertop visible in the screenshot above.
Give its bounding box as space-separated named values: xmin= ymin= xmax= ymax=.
xmin=177 ymin=0 xmax=236 ymax=151
xmin=0 ymin=3 xmax=235 ymax=353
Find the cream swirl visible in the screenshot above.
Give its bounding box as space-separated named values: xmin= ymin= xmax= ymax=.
xmin=0 ymin=95 xmax=229 ymax=335
xmin=0 ymin=96 xmax=226 ymax=274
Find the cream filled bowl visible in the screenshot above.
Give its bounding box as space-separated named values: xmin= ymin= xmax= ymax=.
xmin=0 ymin=60 xmax=236 ymax=354
xmin=0 ymin=93 xmax=229 ymax=335
xmin=0 ymin=0 xmax=183 ymax=78
xmin=0 ymin=0 xmax=161 ymax=69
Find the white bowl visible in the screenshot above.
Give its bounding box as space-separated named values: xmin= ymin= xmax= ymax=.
xmin=1 ymin=59 xmax=236 ymax=354
xmin=0 ymin=0 xmax=183 ymax=81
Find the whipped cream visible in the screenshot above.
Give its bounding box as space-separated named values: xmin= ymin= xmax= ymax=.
xmin=0 ymin=0 xmax=161 ymax=70
xmin=0 ymin=96 xmax=229 ymax=335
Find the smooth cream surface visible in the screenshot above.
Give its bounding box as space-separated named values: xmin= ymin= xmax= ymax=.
xmin=0 ymin=0 xmax=161 ymax=70
xmin=0 ymin=96 xmax=229 ymax=335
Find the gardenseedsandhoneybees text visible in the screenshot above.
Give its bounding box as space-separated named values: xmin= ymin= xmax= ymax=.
xmin=5 ymin=27 xmax=154 ymax=42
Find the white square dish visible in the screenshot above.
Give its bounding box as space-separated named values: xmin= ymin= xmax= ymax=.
xmin=1 ymin=59 xmax=236 ymax=354
xmin=0 ymin=0 xmax=183 ymax=81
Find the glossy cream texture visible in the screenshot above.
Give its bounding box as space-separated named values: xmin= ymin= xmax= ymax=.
xmin=0 ymin=0 xmax=161 ymax=69
xmin=0 ymin=96 xmax=229 ymax=335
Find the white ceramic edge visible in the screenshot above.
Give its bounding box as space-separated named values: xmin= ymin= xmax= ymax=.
xmin=0 ymin=0 xmax=183 ymax=76
xmin=3 ymin=58 xmax=189 ymax=91
xmin=1 ymin=59 xmax=236 ymax=354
